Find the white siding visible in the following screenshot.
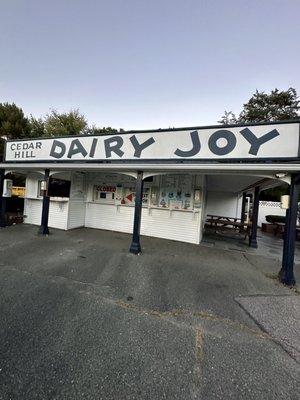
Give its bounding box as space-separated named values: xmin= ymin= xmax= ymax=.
xmin=48 ymin=200 xmax=69 ymax=229
xmin=141 ymin=208 xmax=202 ymax=244
xmin=84 ymin=173 xmax=203 ymax=244
xmin=24 ymin=174 xmax=69 ymax=230
xmin=84 ymin=173 xmax=135 ymax=234
xmin=84 ymin=203 xmax=202 ymax=244
xmin=24 ymin=172 xmax=204 ymax=244
xmin=67 ymin=172 xmax=86 ymax=229
xmin=68 ymin=201 xmax=86 ymax=229
xmin=205 ymin=191 xmax=241 ymax=219
xmin=85 ymin=203 xmax=134 ymax=233
xmin=24 ymin=198 xmax=42 ymax=225
xmin=24 ymin=198 xmax=69 ymax=230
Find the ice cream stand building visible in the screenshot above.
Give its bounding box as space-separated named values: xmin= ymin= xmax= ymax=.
xmin=0 ymin=120 xmax=299 ymax=285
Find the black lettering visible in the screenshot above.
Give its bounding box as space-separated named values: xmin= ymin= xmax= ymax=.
xmin=24 ymin=150 xmax=35 ymax=158
xmin=67 ymin=139 xmax=88 ymax=159
xmin=23 ymin=143 xmax=29 ymax=150
xmin=11 ymin=144 xmax=16 ymax=151
xmin=240 ymin=128 xmax=280 ymax=156
xmin=208 ymin=130 xmax=236 ymax=156
xmin=89 ymin=138 xmax=98 ymax=158
xmin=174 ymin=130 xmax=201 ymax=157
xmin=36 ymin=142 xmax=42 ymax=149
xmin=50 ymin=140 xmax=66 ymax=159
xmin=104 ymin=136 xmax=124 ymax=158
xmin=129 ymin=135 xmax=155 ymax=158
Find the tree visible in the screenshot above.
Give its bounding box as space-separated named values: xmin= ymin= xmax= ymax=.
xmin=28 ymin=115 xmax=45 ymax=137
xmin=87 ymin=125 xmax=118 ymax=135
xmin=219 ymin=88 xmax=300 ymax=124
xmin=219 ymin=88 xmax=300 ymax=201
xmin=0 ymin=102 xmax=29 ymax=139
xmin=240 ymin=88 xmax=300 ymax=122
xmin=218 ymin=111 xmax=238 ymax=125
xmin=0 ymin=102 xmax=30 ymax=160
xmin=44 ymin=109 xmax=88 ymax=137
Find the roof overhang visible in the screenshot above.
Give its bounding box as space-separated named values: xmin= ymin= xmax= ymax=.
xmin=1 ymin=161 xmax=299 ymax=173
xmin=1 ymin=161 xmax=297 ymax=186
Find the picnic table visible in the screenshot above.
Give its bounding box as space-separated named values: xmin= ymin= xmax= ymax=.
xmin=273 ymin=222 xmax=300 ymax=239
xmin=206 ymin=214 xmax=252 ymax=238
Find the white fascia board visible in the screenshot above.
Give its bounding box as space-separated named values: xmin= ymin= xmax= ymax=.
xmin=1 ymin=162 xmax=300 ymax=172
xmin=1 ymin=163 xmax=294 ymax=189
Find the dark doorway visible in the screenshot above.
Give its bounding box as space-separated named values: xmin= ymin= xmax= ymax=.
xmin=5 ymin=173 xmax=25 ymax=225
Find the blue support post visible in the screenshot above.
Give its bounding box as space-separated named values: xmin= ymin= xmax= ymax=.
xmin=0 ymin=169 xmax=7 ymax=228
xmin=278 ymin=174 xmax=300 ymax=286
xmin=129 ymin=171 xmax=144 ymax=254
xmin=38 ymin=169 xmax=50 ymax=235
xmin=249 ymin=186 xmax=260 ymax=248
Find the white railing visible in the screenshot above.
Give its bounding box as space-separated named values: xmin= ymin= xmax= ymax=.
xmin=258 ymin=201 xmax=285 ymax=226
xmin=259 ymin=201 xmax=282 ymax=208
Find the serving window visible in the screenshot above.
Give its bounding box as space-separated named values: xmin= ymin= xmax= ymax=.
xmin=48 ymin=178 xmax=71 ymax=198
xmin=90 ymin=174 xmax=202 ymax=210
xmin=93 ymin=185 xmax=116 ymax=203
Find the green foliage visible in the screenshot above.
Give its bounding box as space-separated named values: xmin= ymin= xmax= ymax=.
xmin=0 ymin=102 xmax=29 ymax=139
xmin=44 ymin=109 xmax=88 ymax=137
xmin=87 ymin=125 xmax=118 ymax=135
xmin=28 ymin=115 xmax=45 ymax=137
xmin=218 ymin=111 xmax=238 ymax=125
xmin=28 ymin=110 xmax=119 ymax=138
xmin=0 ymin=140 xmax=4 ymax=161
xmin=240 ymin=88 xmax=300 ymax=122
xmin=265 ymin=215 xmax=286 ymax=224
xmin=0 ymin=103 xmax=119 ymax=159
xmin=260 ymin=184 xmax=288 ymax=202
xmin=0 ymin=102 xmax=30 ymax=161
xmin=219 ymin=88 xmax=300 ymax=124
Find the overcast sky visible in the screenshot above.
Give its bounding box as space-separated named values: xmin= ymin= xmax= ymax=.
xmin=0 ymin=0 xmax=299 ymax=130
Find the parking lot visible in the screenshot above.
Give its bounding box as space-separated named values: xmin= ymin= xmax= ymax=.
xmin=0 ymin=224 xmax=299 ymax=399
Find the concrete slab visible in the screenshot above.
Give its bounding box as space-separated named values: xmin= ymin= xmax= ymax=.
xmin=236 ymin=295 xmax=300 ymax=363
xmin=204 ymin=226 xmax=300 ymax=265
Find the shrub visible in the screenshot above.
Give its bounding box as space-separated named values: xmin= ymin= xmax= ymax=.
xmin=265 ymin=215 xmax=286 ymax=224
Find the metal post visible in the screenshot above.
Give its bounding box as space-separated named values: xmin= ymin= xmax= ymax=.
xmin=129 ymin=171 xmax=144 ymax=254
xmin=239 ymin=192 xmax=247 ymax=232
xmin=278 ymin=174 xmax=300 ymax=286
xmin=240 ymin=192 xmax=247 ymax=224
xmin=38 ymin=169 xmax=50 ymax=235
xmin=0 ymin=169 xmax=6 ymax=228
xmin=249 ymin=186 xmax=260 ymax=248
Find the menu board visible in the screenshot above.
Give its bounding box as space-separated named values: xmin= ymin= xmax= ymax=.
xmin=159 ymin=175 xmax=193 ymax=210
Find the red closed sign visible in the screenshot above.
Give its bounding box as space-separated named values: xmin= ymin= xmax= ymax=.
xmin=96 ymin=185 xmax=116 ymax=192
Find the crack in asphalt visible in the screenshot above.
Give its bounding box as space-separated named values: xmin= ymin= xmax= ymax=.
xmin=114 ymin=299 xmax=271 ymax=339
xmin=243 ymin=253 xmax=300 ymax=295
xmin=236 ymin=298 xmax=300 ymax=364
xmin=0 ymin=263 xmax=272 ymax=341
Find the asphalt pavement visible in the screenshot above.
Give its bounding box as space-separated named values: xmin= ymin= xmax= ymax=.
xmin=0 ymin=224 xmax=299 ymax=399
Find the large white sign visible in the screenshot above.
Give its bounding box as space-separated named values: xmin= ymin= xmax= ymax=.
xmin=4 ymin=122 xmax=300 ymax=162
